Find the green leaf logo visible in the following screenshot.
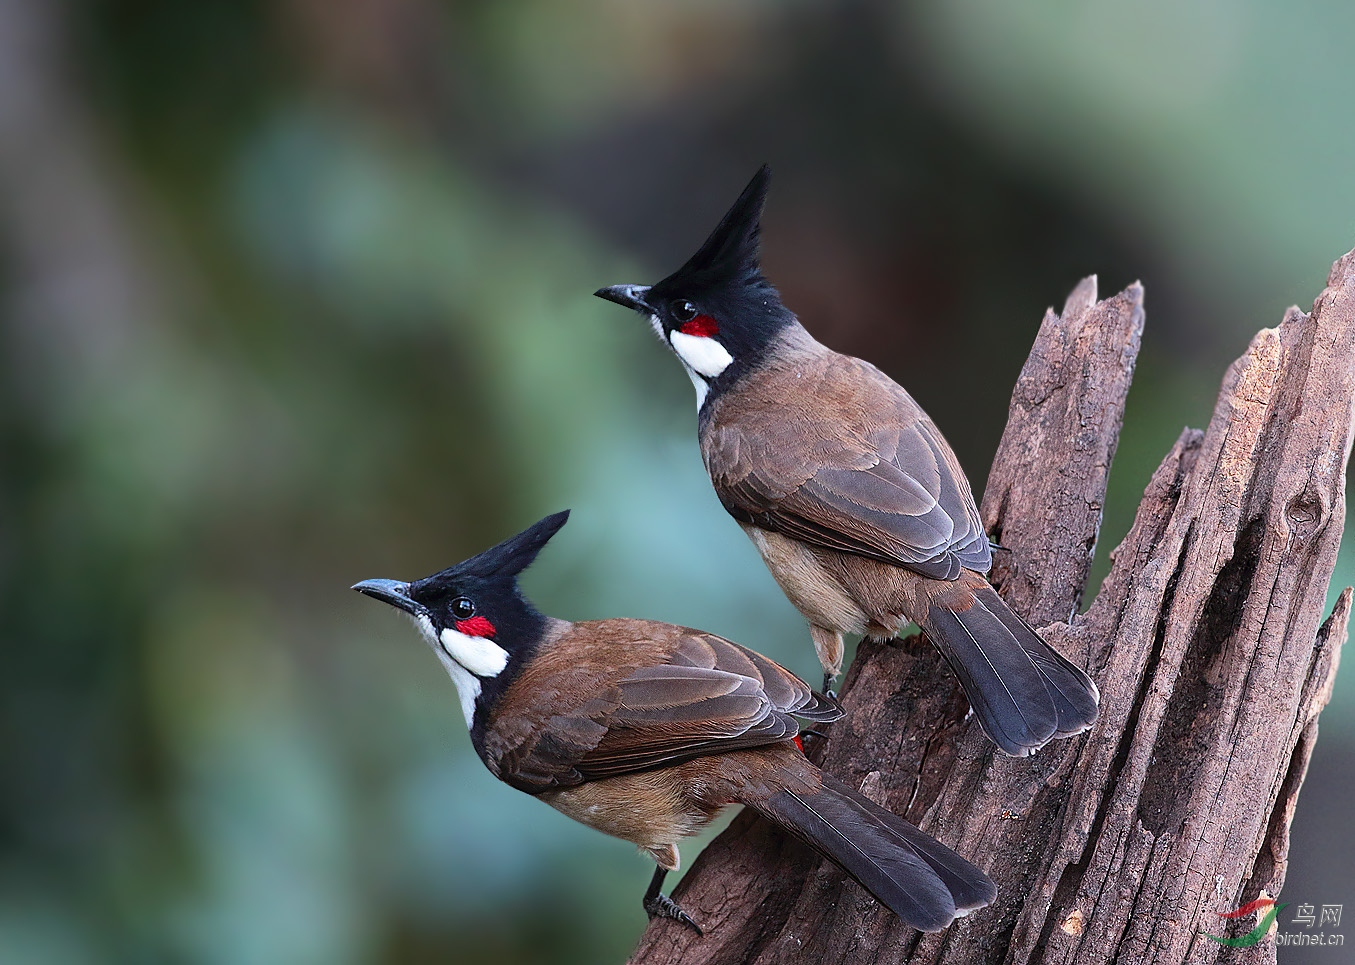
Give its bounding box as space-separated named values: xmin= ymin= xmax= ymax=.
xmin=1203 ymin=901 xmax=1287 ymax=948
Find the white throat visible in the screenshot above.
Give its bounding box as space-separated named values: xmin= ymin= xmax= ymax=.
xmin=412 ymin=614 xmax=508 ymax=728
xmin=668 ymin=329 xmax=732 ymax=408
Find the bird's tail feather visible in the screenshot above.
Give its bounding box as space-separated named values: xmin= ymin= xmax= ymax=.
xmin=922 ymin=584 xmax=1099 ymax=756
xmin=755 ymin=773 xmax=995 ymax=932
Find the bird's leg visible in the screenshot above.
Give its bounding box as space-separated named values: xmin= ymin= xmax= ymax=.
xmin=642 ymin=866 xmax=702 ymax=934
xmin=809 ymin=626 xmax=844 ymax=700
xmin=800 ymin=728 xmax=831 ymax=744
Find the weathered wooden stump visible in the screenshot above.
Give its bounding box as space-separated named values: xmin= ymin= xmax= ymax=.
xmin=630 ymin=250 xmax=1355 ymax=965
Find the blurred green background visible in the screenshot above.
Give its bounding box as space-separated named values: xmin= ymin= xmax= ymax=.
xmin=1 ymin=1 xmax=1351 ymax=962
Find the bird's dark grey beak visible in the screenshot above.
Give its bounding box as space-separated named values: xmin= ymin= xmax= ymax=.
xmin=594 ymin=284 xmax=654 ymax=313
xmin=352 ymin=578 xmax=421 ymax=617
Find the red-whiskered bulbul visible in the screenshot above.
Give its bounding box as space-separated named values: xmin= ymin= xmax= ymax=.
xmin=595 ymin=167 xmax=1100 ymax=757
xmin=353 ymin=511 xmax=995 ymax=933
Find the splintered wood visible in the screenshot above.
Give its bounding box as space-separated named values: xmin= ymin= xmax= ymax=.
xmin=630 ymin=251 xmax=1355 ymax=965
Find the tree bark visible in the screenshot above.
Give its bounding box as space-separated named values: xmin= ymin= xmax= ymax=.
xmin=630 ymin=250 xmax=1355 ymax=965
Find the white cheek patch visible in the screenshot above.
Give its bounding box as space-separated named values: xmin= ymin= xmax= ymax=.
xmin=408 ymin=613 xmax=495 ymax=729
xmin=406 ymin=615 xmax=504 ymax=726
xmin=440 ymin=627 xmax=510 ymax=678
xmin=669 ymin=330 xmax=733 ymax=379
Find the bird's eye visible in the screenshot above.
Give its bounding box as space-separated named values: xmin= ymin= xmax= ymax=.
xmin=451 ymin=597 xmax=475 ymax=619
xmin=671 ymin=300 xmax=698 ymax=323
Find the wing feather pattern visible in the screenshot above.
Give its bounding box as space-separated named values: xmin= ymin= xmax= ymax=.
xmin=704 ymin=351 xmax=992 ymax=579
xmin=487 ymin=623 xmax=842 ymax=793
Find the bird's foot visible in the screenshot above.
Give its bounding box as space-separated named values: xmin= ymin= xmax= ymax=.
xmin=800 ymin=728 xmax=831 ymax=743
xmin=644 ymin=893 xmax=703 ymax=935
xmin=821 ymin=673 xmax=837 ymax=700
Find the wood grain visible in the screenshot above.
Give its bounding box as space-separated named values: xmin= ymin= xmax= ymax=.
xmin=629 ymin=253 xmax=1354 ymax=965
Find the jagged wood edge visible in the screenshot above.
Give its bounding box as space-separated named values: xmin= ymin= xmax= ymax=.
xmin=630 ymin=254 xmax=1354 ymax=965
xmin=629 ymin=276 xmax=1144 ymax=965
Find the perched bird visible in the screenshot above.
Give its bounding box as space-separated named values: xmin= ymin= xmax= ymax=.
xmin=353 ymin=511 xmax=995 ymax=933
xmin=595 ymin=167 xmax=1099 ymax=757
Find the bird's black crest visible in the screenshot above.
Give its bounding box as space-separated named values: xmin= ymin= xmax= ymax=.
xmin=464 ymin=510 xmax=569 ymax=579
xmin=418 ymin=511 xmax=569 ymax=593
xmin=660 ymin=165 xmax=771 ymax=295
xmin=596 ymin=165 xmax=794 ymax=404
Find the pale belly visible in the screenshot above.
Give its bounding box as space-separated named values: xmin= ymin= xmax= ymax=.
xmin=741 ymin=525 xmax=869 ymax=634
xmin=539 ymin=770 xmax=721 ymax=870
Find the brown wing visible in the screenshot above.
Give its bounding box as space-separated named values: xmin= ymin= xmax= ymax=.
xmin=704 ymin=350 xmax=991 ymax=580
xmin=485 ymin=622 xmax=841 ymax=794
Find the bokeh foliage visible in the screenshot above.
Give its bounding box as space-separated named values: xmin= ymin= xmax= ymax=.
xmin=1 ymin=2 xmax=1351 ymax=963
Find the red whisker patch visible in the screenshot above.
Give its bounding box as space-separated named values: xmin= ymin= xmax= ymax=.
xmin=455 ymin=615 xmax=496 ymax=638
xmin=679 ymin=315 xmax=719 ymax=338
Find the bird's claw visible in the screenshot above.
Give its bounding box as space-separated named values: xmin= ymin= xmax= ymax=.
xmin=645 ymin=893 xmax=703 ymax=935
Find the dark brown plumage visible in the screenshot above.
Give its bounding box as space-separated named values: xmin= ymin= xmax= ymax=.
xmin=489 ymin=621 xmax=995 ymax=932
xmin=484 ymin=621 xmax=836 ymax=794
xmin=702 ymin=334 xmax=1099 ymax=753
xmin=354 ymin=513 xmax=996 ymax=933
xmin=596 ymin=166 xmax=1099 ymax=756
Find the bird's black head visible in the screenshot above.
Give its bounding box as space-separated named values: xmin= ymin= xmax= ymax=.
xmin=352 ymin=511 xmax=568 ymax=735
xmin=595 ymin=165 xmax=794 ymax=409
